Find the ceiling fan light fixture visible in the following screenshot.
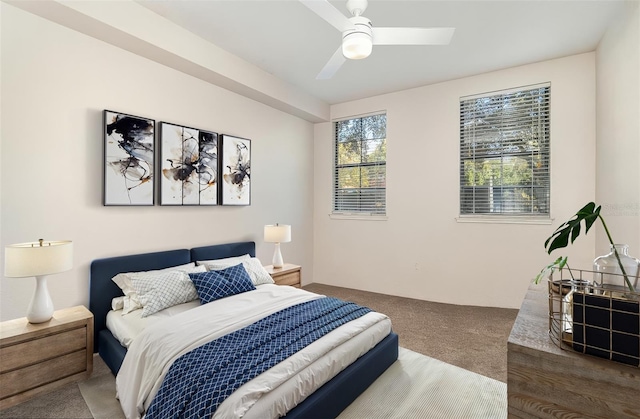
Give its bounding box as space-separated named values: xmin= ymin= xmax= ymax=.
xmin=342 ymin=31 xmax=372 ymax=59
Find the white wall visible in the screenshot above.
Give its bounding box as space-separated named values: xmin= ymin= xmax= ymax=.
xmin=595 ymin=1 xmax=640 ymax=257
xmin=314 ymin=54 xmax=597 ymax=309
xmin=0 ymin=4 xmax=314 ymax=321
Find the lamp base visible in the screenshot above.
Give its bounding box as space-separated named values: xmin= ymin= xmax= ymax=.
xmin=272 ymin=243 xmax=284 ymax=268
xmin=27 ymin=275 xmax=54 ymax=323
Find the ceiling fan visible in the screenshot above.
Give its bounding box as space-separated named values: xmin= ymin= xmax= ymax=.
xmin=300 ymin=0 xmax=455 ymax=79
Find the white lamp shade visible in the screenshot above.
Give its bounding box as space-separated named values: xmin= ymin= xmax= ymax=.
xmin=5 ymin=240 xmax=73 ymax=278
xmin=264 ymin=225 xmax=291 ymax=243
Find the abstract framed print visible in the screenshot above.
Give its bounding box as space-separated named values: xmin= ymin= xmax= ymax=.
xmin=159 ymin=122 xmax=219 ymax=205
xmin=103 ymin=110 xmax=155 ymax=206
xmin=220 ymin=135 xmax=251 ymax=206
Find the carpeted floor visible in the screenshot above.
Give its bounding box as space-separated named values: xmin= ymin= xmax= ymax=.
xmin=0 ymin=283 xmax=517 ymax=418
xmin=305 ymin=283 xmax=518 ymax=382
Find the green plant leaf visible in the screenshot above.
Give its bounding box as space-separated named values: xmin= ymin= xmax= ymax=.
xmin=570 ymin=223 xmax=581 ymax=243
xmin=544 ymin=202 xmax=600 ymax=254
xmin=534 ymin=256 xmax=568 ymax=284
xmin=583 ymin=205 xmax=600 ymax=233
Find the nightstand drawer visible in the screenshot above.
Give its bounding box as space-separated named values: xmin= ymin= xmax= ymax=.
xmin=0 ymin=305 xmax=93 ymax=409
xmin=0 ymin=327 xmax=86 ymax=371
xmin=265 ymin=264 xmax=302 ymax=288
xmin=275 ymin=271 xmax=301 ymax=287
xmin=0 ymin=350 xmax=86 ymax=399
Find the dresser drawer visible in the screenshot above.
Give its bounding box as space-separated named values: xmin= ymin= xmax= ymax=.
xmin=0 ymin=327 xmax=86 ymax=372
xmin=0 ymin=350 xmax=87 ymax=399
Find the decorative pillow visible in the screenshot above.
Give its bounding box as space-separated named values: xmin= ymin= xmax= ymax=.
xmin=129 ymin=266 xmax=206 ymax=317
xmin=189 ymin=264 xmax=256 ymax=304
xmin=195 ymin=254 xmax=251 ymax=267
xmin=111 ymin=296 xmax=125 ymax=311
xmin=199 ymin=257 xmax=274 ymax=286
xmin=111 ymin=262 xmax=203 ymax=314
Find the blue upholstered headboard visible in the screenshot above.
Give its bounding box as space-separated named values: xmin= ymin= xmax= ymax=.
xmin=89 ymin=241 xmax=255 ymax=353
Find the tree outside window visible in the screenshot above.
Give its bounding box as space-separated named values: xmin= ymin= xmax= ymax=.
xmin=334 ymin=114 xmax=387 ymax=215
xmin=460 ymin=85 xmax=550 ymax=216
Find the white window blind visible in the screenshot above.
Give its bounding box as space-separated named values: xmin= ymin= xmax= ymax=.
xmin=459 ymin=84 xmax=550 ymax=216
xmin=334 ymin=114 xmax=386 ymax=215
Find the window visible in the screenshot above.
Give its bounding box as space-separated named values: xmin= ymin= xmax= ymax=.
xmin=459 ymin=84 xmax=550 ymax=217
xmin=333 ymin=114 xmax=386 ymax=215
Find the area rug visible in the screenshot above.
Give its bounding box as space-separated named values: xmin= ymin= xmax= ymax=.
xmin=77 ymin=348 xmax=506 ymax=419
xmin=338 ymin=347 xmax=506 ymax=418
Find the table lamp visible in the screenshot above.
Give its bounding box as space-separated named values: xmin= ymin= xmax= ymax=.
xmin=264 ymin=224 xmax=291 ymax=268
xmin=4 ymin=239 xmax=73 ymax=323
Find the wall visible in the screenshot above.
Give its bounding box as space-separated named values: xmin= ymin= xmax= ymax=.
xmin=595 ymin=1 xmax=640 ymax=257
xmin=0 ymin=4 xmax=314 ymax=321
xmin=314 ymin=54 xmax=597 ymax=309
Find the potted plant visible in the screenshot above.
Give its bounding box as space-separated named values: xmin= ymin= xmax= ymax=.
xmin=537 ymin=202 xmax=639 ymax=366
xmin=537 ymin=202 xmax=636 ymax=293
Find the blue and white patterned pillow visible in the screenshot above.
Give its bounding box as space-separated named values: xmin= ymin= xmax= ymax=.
xmin=198 ymin=257 xmax=275 ymax=286
xmin=189 ymin=264 xmax=256 ymax=304
xmin=112 ymin=262 xmax=204 ymax=315
xmin=129 ymin=266 xmax=205 ymax=317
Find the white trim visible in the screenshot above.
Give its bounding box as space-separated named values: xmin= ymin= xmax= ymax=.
xmin=331 ymin=110 xmax=386 ymax=123
xmin=460 ymin=82 xmax=551 ymax=101
xmin=456 ymin=215 xmax=553 ymax=225
xmin=330 ymin=213 xmax=388 ymax=221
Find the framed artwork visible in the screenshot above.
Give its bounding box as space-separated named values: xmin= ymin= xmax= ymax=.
xmin=221 ymin=135 xmax=251 ymax=206
xmin=159 ymin=122 xmax=219 ymax=205
xmin=103 ymin=110 xmax=155 ymax=206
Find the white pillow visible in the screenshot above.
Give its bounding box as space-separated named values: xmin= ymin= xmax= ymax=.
xmin=199 ymin=257 xmax=274 ymax=286
xmin=111 ymin=262 xmax=203 ymax=314
xmin=111 ymin=296 xmax=125 ymax=311
xmin=129 ymin=267 xmax=205 ymax=317
xmin=195 ymin=254 xmax=251 ymax=267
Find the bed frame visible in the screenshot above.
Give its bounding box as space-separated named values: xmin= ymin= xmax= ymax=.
xmin=89 ymin=241 xmax=398 ymax=418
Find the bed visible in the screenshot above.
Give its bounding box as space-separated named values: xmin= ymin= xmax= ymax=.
xmin=89 ymin=241 xmax=398 ymax=418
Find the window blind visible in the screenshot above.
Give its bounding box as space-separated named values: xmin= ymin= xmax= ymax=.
xmin=333 ymin=114 xmax=386 ymax=215
xmin=459 ymin=84 xmax=550 ymax=216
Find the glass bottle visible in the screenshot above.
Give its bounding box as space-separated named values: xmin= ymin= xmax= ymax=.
xmin=562 ymin=279 xmax=589 ymax=334
xmin=593 ymin=244 xmax=640 ymax=293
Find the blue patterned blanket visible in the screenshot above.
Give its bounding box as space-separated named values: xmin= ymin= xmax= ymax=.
xmin=145 ymin=297 xmax=372 ymax=419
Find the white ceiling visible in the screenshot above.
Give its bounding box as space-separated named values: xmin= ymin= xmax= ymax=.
xmin=137 ymin=0 xmax=627 ymax=105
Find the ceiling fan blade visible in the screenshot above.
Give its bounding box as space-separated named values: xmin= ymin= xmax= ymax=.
xmin=316 ymin=47 xmax=346 ymax=80
xmin=299 ymin=0 xmax=355 ymax=32
xmin=372 ymin=27 xmax=455 ymax=45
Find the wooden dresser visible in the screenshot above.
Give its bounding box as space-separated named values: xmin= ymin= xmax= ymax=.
xmin=0 ymin=305 xmax=94 ymax=409
xmin=507 ymin=284 xmax=639 ymax=418
xmin=265 ymin=263 xmax=301 ymax=288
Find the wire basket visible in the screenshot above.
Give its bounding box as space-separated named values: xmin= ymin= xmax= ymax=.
xmin=548 ymin=268 xmax=640 ymax=367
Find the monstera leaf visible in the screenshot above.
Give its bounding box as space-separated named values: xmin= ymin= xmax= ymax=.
xmin=542 ymin=202 xmax=635 ymax=293
xmin=544 ymin=202 xmax=600 ymax=254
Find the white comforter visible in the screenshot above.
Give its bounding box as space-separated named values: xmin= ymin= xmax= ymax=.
xmin=116 ymin=284 xmax=391 ymax=419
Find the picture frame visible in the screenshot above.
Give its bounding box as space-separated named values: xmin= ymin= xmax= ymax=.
xmin=103 ymin=110 xmax=155 ymax=206
xmin=159 ymin=122 xmax=219 ymax=206
xmin=220 ymin=135 xmax=251 ymax=206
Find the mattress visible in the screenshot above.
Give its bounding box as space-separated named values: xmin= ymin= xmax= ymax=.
xmin=106 ymin=300 xmax=200 ymax=348
xmin=114 ymin=284 xmax=392 ymax=419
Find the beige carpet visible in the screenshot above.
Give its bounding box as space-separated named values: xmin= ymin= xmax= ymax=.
xmin=72 ymin=348 xmax=506 ymax=419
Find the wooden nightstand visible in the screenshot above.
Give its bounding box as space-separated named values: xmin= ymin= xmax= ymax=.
xmin=265 ymin=264 xmax=301 ymax=288
xmin=0 ymin=305 xmax=94 ymax=409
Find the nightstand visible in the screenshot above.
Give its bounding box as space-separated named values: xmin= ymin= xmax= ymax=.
xmin=0 ymin=305 xmax=94 ymax=409
xmin=265 ymin=264 xmax=301 ymax=288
